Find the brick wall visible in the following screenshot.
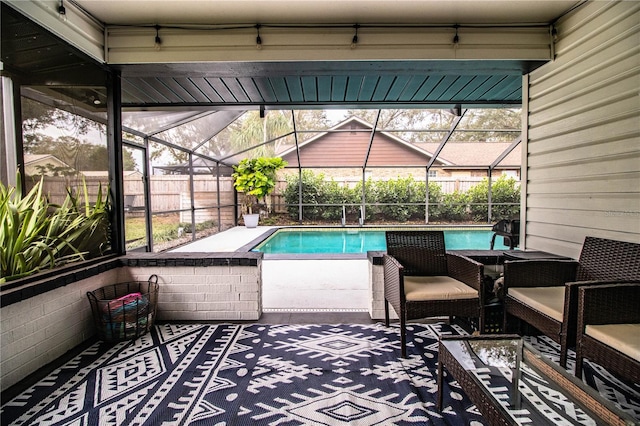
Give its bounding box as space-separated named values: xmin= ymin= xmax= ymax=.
xmin=368 ymin=252 xmax=398 ymax=321
xmin=0 ymin=253 xmax=262 ymax=392
xmin=120 ymin=264 xmax=261 ymax=322
xmin=0 ymin=268 xmax=119 ymax=391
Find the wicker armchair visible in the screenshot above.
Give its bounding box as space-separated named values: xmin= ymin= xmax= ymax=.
xmin=575 ymin=282 xmax=640 ymax=382
xmin=503 ymin=236 xmax=640 ymax=368
xmin=383 ymin=231 xmax=486 ymax=357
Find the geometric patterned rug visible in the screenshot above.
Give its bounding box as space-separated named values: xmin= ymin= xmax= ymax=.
xmin=1 ymin=323 xmax=480 ymax=426
xmin=1 ymin=323 xmax=638 ymax=425
xmin=524 ymin=335 xmax=640 ymax=422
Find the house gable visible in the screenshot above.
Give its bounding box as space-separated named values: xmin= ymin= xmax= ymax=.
xmin=281 ymin=117 xmax=444 ymax=168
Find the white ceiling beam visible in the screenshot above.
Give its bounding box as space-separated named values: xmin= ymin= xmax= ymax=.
xmin=4 ymin=0 xmax=105 ymax=63
xmin=106 ymin=25 xmax=552 ymax=64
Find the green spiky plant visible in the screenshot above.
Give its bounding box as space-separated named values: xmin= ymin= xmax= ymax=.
xmin=0 ymin=175 xmax=110 ymax=284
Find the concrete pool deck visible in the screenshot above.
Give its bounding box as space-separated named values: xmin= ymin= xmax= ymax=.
xmin=169 ymin=226 xmax=510 ymax=314
xmin=171 ymin=226 xmax=279 ymax=252
xmin=171 ymin=226 xmax=370 ymax=312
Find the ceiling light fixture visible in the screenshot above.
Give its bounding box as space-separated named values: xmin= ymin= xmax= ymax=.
xmin=57 ymin=0 xmax=67 ymax=22
xmin=154 ymin=25 xmax=162 ymax=51
xmin=256 ymin=24 xmax=262 ymax=50
xmin=351 ymin=24 xmax=359 ymax=49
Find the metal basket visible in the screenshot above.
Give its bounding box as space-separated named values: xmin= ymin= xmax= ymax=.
xmin=87 ymin=275 xmax=159 ymax=342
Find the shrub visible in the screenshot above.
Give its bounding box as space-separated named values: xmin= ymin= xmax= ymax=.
xmin=441 ymin=190 xmax=470 ymax=222
xmin=232 ymin=157 xmax=287 ymax=215
xmin=284 ymin=170 xmax=324 ymax=219
xmin=467 ymin=175 xmax=520 ymax=222
xmin=375 ymin=176 xmax=427 ymax=222
xmin=281 ymin=170 xmax=519 ymax=224
xmin=0 ymin=176 xmax=110 ymax=284
xmin=426 ymin=181 xmax=446 ymax=221
xmin=352 ymin=179 xmax=376 ymax=220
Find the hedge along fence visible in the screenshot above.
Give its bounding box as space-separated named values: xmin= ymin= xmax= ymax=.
xmin=282 ymin=171 xmax=520 ymax=223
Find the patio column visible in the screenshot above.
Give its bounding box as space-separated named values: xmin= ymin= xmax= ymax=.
xmin=0 ymin=76 xmax=20 ymax=186
xmin=107 ymin=70 xmax=126 ymax=255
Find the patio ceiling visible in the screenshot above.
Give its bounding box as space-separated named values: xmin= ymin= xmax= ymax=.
xmin=74 ymin=0 xmax=583 ymax=26
xmin=2 ymin=0 xmax=584 ymax=112
xmin=117 ymin=61 xmax=526 ymax=111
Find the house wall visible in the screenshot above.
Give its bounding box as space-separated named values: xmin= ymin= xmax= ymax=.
xmin=525 ymin=1 xmax=640 ymax=257
xmin=282 ymin=121 xmax=434 ymax=167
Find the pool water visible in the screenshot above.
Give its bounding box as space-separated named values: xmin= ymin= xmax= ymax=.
xmin=252 ymin=228 xmax=510 ymax=254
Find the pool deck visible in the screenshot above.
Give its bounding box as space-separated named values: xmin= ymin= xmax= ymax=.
xmin=171 ymin=226 xmax=370 ymax=312
xmin=171 ymin=226 xmax=278 ymax=252
xmin=168 ymin=226 xmax=535 ymax=313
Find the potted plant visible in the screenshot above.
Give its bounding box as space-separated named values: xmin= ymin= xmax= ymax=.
xmin=232 ymin=157 xmax=287 ymax=228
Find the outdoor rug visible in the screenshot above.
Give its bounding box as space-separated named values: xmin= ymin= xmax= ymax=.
xmin=1 ymin=323 xmax=639 ymax=425
xmin=1 ymin=323 xmax=483 ymax=425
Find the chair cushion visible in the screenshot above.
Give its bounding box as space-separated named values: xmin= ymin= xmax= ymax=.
xmin=585 ymin=323 xmax=640 ymax=360
xmin=404 ymin=276 xmax=478 ymax=301
xmin=507 ymin=286 xmax=565 ymax=322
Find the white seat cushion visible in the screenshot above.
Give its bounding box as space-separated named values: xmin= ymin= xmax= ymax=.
xmin=507 ymin=286 xmax=565 ymax=322
xmin=585 ymin=323 xmax=640 ymax=361
xmin=404 ymin=276 xmax=478 ymax=301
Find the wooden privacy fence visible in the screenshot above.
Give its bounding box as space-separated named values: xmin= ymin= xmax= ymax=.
xmin=32 ymin=174 xmax=517 ymax=224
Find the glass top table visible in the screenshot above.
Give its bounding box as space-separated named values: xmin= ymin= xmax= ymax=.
xmin=437 ymin=335 xmax=636 ymax=426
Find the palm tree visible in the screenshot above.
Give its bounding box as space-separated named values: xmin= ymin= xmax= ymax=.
xmin=229 ymin=110 xmax=293 ymax=158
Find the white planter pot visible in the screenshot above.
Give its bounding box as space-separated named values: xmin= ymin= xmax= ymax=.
xmin=243 ymin=213 xmax=260 ymax=228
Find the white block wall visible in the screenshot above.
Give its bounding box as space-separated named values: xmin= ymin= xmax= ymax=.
xmin=369 ymin=259 xmax=398 ymax=320
xmin=122 ymin=264 xmax=262 ymax=321
xmin=1 ymin=260 xmax=262 ymax=392
xmin=0 ymin=269 xmax=119 ymax=391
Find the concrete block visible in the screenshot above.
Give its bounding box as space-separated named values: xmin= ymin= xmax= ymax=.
xmin=157 ymin=302 xmax=197 ymax=311
xmin=239 ymin=292 xmax=258 ymax=301
xmin=240 ymin=311 xmax=261 ymax=321
xmin=205 ymin=292 xmax=238 ymax=302
xmin=232 ymin=266 xmax=258 ymax=276
xmin=170 ymin=274 xmax=208 ymax=284
xmin=198 ymin=284 xmax=231 ymax=293
xmin=233 ymin=283 xmax=259 ymax=294
xmin=206 ymin=274 xmax=231 ymax=284
xmin=196 ymin=301 xmax=233 ymax=312
xmin=235 ymin=301 xmax=259 ymax=312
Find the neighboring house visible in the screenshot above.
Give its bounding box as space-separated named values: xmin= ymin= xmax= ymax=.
xmin=279 ymin=116 xmax=520 ymax=186
xmin=23 ymin=154 xmax=75 ymax=177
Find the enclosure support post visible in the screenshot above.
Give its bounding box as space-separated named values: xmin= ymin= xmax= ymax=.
xmin=189 ymin=153 xmax=196 ymax=240
xmin=0 ymin=77 xmax=18 ymax=186
xmin=291 ymin=111 xmax=303 ymax=224
xmin=107 ymin=70 xmax=126 ymax=255
xmin=361 ymin=110 xmax=381 ymax=226
xmin=487 ymin=167 xmax=493 ymax=223
xmin=143 ymin=137 xmax=153 ymax=251
xmin=215 ymin=162 xmax=222 ymax=232
xmin=425 ymin=167 xmax=430 ymax=224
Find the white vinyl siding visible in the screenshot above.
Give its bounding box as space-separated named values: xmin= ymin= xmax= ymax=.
xmin=525 ymin=1 xmax=640 ymax=258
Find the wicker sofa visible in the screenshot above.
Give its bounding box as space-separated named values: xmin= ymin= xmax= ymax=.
xmin=383 ymin=230 xmax=486 ymax=357
xmin=503 ymin=236 xmax=640 ymax=368
xmin=575 ymin=282 xmax=640 ymax=382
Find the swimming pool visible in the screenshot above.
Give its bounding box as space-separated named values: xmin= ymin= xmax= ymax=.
xmin=252 ymin=228 xmax=510 ymax=254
